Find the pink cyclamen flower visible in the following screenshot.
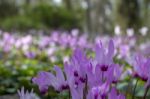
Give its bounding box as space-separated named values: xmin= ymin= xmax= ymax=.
xmin=133 ymin=54 xmax=150 ymax=87
xmin=24 ymin=51 xmax=36 ymax=59
xmin=32 ymin=40 xmax=125 ymax=99
xmin=108 ymin=87 xmax=125 ymax=99
xmin=87 ymin=82 xmax=110 ymax=99
xmin=32 ymin=66 xmax=68 ymax=93
xmin=32 ymin=71 xmax=53 ymax=93
xmin=95 ymin=40 xmax=114 ymax=72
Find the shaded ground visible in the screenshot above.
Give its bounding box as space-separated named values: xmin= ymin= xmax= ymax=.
xmin=0 ymin=94 xmax=18 ymax=99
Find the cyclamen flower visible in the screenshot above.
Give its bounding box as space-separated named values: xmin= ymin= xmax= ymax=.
xmin=108 ymin=87 xmax=125 ymax=99
xmin=95 ymin=40 xmax=114 ymax=72
xmin=32 ymin=71 xmax=52 ymax=93
xmin=64 ymin=62 xmax=85 ymax=99
xmin=18 ymin=87 xmax=39 ymax=99
xmin=32 ymin=40 xmax=125 ymax=99
xmin=87 ymin=83 xmax=110 ymax=99
xmin=133 ymin=54 xmax=150 ymax=87
xmin=88 ymin=40 xmax=122 ymax=87
xmin=1 ymin=33 xmax=15 ymax=52
xmin=24 ymin=51 xmax=36 ymax=59
xmin=70 ymin=48 xmax=89 ymax=82
xmin=38 ymin=36 xmax=51 ymax=49
xmin=32 ymin=66 xmax=68 ymax=93
xmin=105 ymin=64 xmax=122 ymax=84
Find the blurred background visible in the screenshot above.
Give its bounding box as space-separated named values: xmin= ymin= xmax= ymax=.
xmin=0 ymin=0 xmax=149 ymax=36
xmin=0 ymin=0 xmax=150 ymax=99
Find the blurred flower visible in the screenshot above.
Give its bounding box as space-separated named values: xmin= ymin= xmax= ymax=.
xmin=38 ymin=36 xmax=50 ymax=49
xmin=71 ymin=29 xmax=79 ymax=37
xmin=18 ymin=87 xmax=39 ymax=99
xmin=139 ymin=41 xmax=150 ymax=56
xmin=1 ymin=33 xmax=15 ymax=52
xmin=46 ymin=47 xmax=56 ymax=56
xmin=21 ymin=35 xmax=33 ymax=45
xmin=87 ymin=83 xmax=109 ymax=99
xmin=118 ymin=44 xmax=130 ymax=59
xmin=24 ymin=51 xmax=36 ymax=59
xmin=50 ymin=56 xmax=58 ymax=63
xmin=63 ymin=56 xmax=69 ymax=62
xmin=50 ymin=31 xmax=59 ymax=42
xmin=132 ymin=54 xmax=150 ymax=87
xmin=32 ymin=71 xmax=53 ymax=93
xmin=126 ymin=28 xmax=134 ymax=37
xmin=108 ymin=87 xmax=125 ymax=99
xmin=139 ymin=27 xmax=148 ymax=36
xmin=33 ymin=66 xmax=68 ymax=93
xmin=114 ymin=25 xmax=121 ymax=35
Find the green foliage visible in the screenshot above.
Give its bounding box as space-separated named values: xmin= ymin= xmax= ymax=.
xmin=0 ymin=0 xmax=18 ymax=19
xmin=0 ymin=45 xmax=72 ymax=98
xmin=27 ymin=3 xmax=82 ymax=30
xmin=0 ymin=3 xmax=83 ymax=31
xmin=0 ymin=16 xmax=45 ymax=31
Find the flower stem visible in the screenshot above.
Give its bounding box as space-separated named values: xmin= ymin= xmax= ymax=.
xmin=69 ymin=89 xmax=71 ymax=99
xmin=83 ymin=75 xmax=88 ymax=99
xmin=132 ymin=79 xmax=139 ymax=99
xmin=143 ymin=86 xmax=149 ymax=99
xmin=102 ymin=71 xmax=104 ymax=82
xmin=125 ymin=77 xmax=132 ymax=97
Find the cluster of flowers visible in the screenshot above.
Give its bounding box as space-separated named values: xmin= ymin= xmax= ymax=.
xmin=1 ymin=29 xmax=150 ymax=63
xmin=15 ymin=38 xmax=150 ymax=99
xmin=30 ymin=40 xmax=126 ymax=99
xmin=0 ymin=30 xmax=91 ymax=63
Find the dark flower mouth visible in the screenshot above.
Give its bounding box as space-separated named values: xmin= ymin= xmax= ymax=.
xmin=94 ymin=94 xmax=98 ymax=99
xmin=141 ymin=77 xmax=148 ymax=81
xmin=74 ymin=71 xmax=79 ymax=77
xmin=101 ymin=65 xmax=108 ymax=71
xmin=41 ymin=88 xmax=48 ymax=94
xmin=80 ymin=77 xmax=86 ymax=83
xmin=75 ymin=81 xmax=78 ymax=85
xmin=61 ymin=84 xmax=69 ymax=90
xmin=101 ymin=94 xmax=106 ymax=99
xmin=132 ymin=72 xmax=139 ymax=78
xmin=133 ymin=72 xmax=148 ymax=81
xmin=112 ymin=80 xmax=118 ymax=84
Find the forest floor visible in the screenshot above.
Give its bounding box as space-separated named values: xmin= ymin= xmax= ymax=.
xmin=0 ymin=94 xmax=18 ymax=99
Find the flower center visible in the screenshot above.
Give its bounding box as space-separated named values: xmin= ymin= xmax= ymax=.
xmin=74 ymin=71 xmax=78 ymax=77
xmin=101 ymin=65 xmax=108 ymax=71
xmin=61 ymin=84 xmax=69 ymax=90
